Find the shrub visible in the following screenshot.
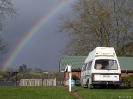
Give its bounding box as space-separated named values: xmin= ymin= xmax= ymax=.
xmin=121 ymin=75 xmax=133 ymax=86
xmin=127 ymin=75 xmax=133 ymax=86
xmin=76 ymin=80 xmax=81 ymax=86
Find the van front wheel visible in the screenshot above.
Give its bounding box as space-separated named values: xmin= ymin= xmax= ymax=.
xmin=88 ymin=82 xmax=93 ymax=89
xmin=81 ymin=80 xmax=85 ymax=88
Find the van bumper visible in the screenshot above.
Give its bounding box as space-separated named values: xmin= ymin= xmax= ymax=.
xmin=92 ymin=81 xmax=122 ymax=85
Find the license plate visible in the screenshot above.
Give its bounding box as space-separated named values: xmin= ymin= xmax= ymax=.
xmin=103 ymin=75 xmax=110 ymax=78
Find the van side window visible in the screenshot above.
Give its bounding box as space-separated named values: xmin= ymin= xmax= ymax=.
xmin=87 ymin=61 xmax=92 ymax=70
xmin=82 ymin=64 xmax=85 ymax=71
xmin=84 ymin=63 xmax=87 ymax=71
xmin=82 ymin=64 xmax=86 ymax=71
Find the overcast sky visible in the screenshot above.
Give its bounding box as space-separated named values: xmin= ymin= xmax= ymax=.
xmin=0 ymin=0 xmax=75 ymax=71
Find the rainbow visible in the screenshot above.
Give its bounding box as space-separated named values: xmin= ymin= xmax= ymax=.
xmin=1 ymin=0 xmax=71 ymax=71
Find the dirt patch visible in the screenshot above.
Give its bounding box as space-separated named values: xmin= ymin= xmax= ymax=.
xmin=65 ymin=88 xmax=82 ymax=99
xmin=72 ymin=91 xmax=82 ymax=99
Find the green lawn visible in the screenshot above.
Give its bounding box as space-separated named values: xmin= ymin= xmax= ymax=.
xmin=0 ymin=86 xmax=133 ymax=99
xmin=0 ymin=86 xmax=74 ymax=99
xmin=72 ymin=86 xmax=133 ymax=99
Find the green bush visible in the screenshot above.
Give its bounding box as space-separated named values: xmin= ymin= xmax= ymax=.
xmin=76 ymin=80 xmax=81 ymax=86
xmin=122 ymin=75 xmax=133 ymax=86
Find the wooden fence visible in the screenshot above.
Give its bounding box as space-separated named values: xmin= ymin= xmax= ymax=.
xmin=43 ymin=79 xmax=56 ymax=86
xmin=19 ymin=78 xmax=63 ymax=86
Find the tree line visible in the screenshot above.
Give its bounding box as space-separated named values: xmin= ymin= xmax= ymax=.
xmin=18 ymin=64 xmax=46 ymax=73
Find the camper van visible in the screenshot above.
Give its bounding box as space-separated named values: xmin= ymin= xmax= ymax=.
xmin=80 ymin=47 xmax=122 ymax=89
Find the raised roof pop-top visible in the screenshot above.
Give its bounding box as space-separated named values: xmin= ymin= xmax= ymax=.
xmin=94 ymin=47 xmax=116 ymax=56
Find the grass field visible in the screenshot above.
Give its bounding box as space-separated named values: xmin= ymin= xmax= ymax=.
xmin=0 ymin=86 xmax=133 ymax=99
xmin=72 ymin=86 xmax=133 ymax=99
xmin=0 ymin=86 xmax=74 ymax=99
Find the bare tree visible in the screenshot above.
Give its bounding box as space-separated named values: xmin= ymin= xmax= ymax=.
xmin=0 ymin=0 xmax=17 ymax=57
xmin=58 ymin=0 xmax=133 ymax=56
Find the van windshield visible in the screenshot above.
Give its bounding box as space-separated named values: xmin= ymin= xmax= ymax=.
xmin=95 ymin=59 xmax=118 ymax=70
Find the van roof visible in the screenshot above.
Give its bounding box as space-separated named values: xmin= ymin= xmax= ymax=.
xmin=85 ymin=47 xmax=116 ymax=63
xmin=93 ymin=47 xmax=115 ymax=55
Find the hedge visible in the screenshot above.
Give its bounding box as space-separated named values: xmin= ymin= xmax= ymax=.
xmin=121 ymin=75 xmax=133 ymax=86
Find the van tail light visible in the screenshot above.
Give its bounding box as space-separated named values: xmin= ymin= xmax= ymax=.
xmin=92 ymin=73 xmax=94 ymax=81
xmin=119 ymin=74 xmax=122 ymax=81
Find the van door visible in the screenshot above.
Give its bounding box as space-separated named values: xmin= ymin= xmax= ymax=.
xmin=81 ymin=64 xmax=87 ymax=87
xmin=83 ymin=63 xmax=87 ymax=85
xmin=86 ymin=61 xmax=92 ymax=76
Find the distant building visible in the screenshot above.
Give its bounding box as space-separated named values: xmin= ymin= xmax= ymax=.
xmin=43 ymin=71 xmax=49 ymax=74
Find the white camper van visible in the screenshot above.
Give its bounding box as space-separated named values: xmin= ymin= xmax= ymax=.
xmin=80 ymin=47 xmax=122 ymax=89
